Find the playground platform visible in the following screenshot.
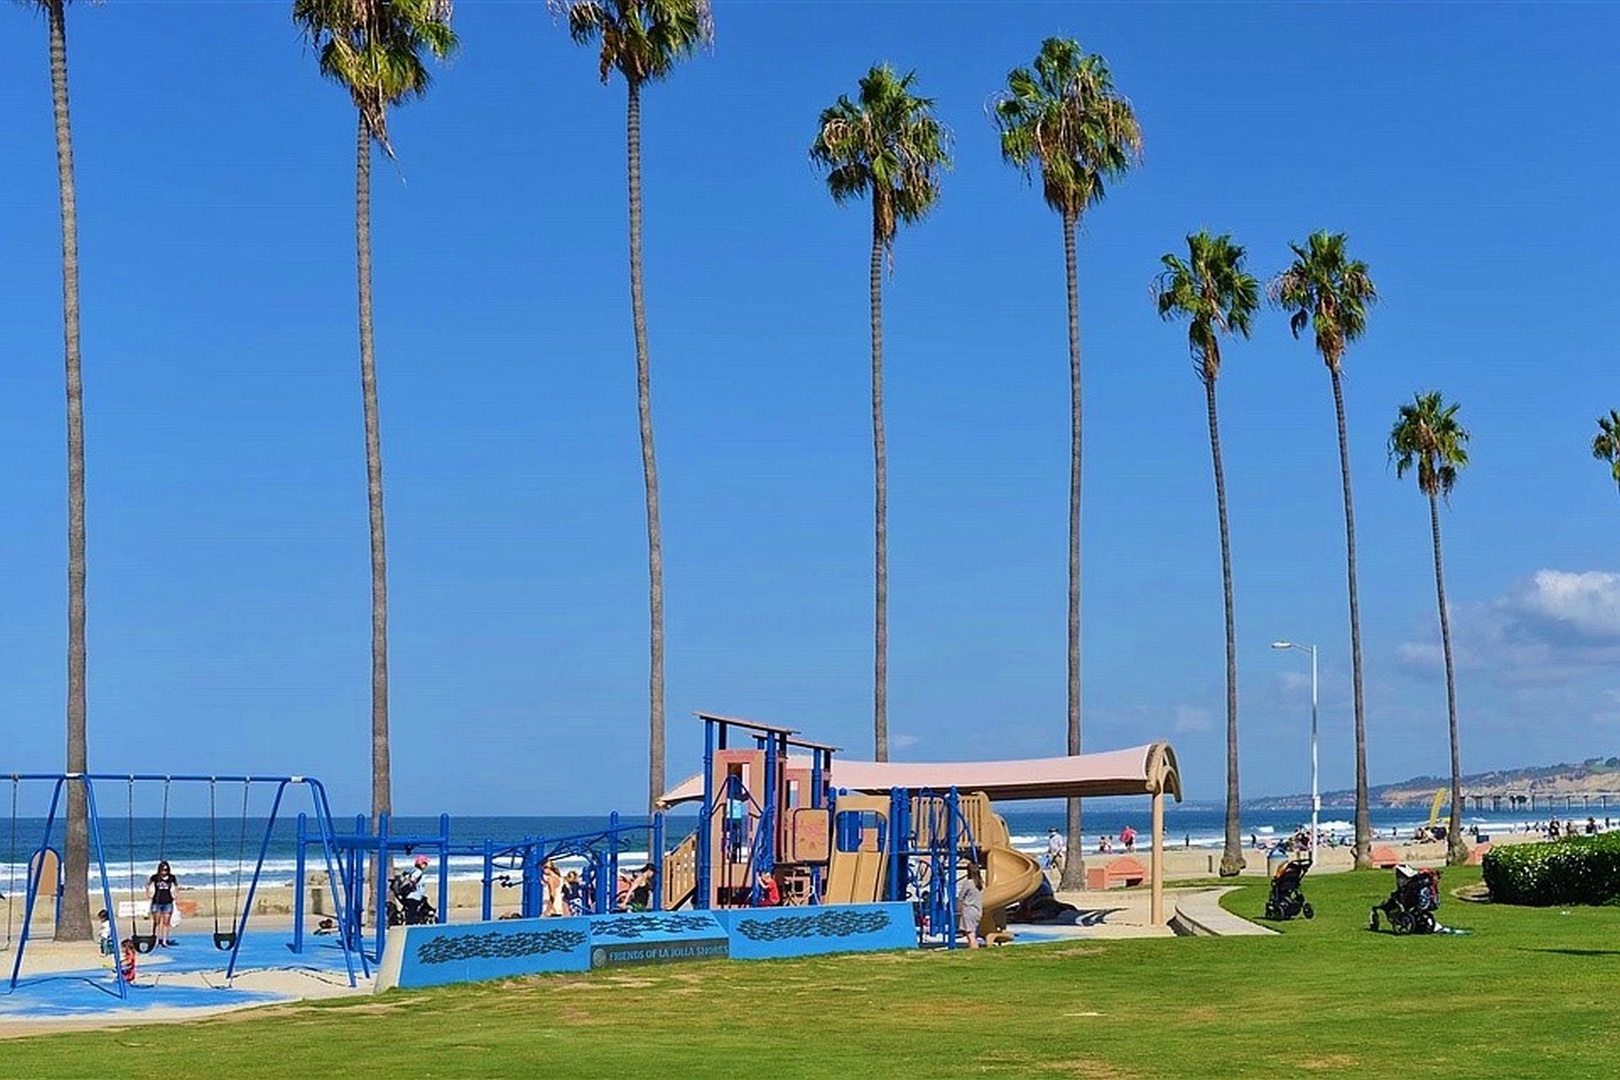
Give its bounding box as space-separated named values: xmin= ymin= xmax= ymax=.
xmin=0 ymin=929 xmax=369 ymax=1034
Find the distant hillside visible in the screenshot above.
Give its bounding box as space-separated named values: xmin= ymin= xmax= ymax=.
xmin=1246 ymin=756 xmax=1620 ymax=810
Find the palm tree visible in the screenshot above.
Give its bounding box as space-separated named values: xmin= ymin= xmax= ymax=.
xmin=1153 ymin=232 xmax=1259 ymax=877
xmin=1389 ymin=391 xmax=1471 ymax=867
xmin=990 ymin=38 xmax=1140 ymax=886
xmin=811 ymin=66 xmax=951 ymax=763
xmin=21 ymin=0 xmax=92 ymax=942
xmin=1592 ymin=410 xmax=1620 ymax=491
xmin=1271 ymin=232 xmax=1378 ymax=870
xmin=551 ymin=0 xmax=711 ymax=811
xmin=293 ymin=0 xmax=457 ymax=837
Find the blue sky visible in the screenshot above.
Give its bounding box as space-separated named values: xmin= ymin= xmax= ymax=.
xmin=2 ymin=2 xmax=1617 ymax=815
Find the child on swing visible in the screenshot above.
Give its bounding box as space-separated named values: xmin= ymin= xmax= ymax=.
xmin=118 ymin=937 xmax=138 ymax=983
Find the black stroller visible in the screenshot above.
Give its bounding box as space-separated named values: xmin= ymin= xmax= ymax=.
xmin=1369 ymin=863 xmax=1441 ymax=934
xmin=1264 ymin=857 xmax=1314 ymax=920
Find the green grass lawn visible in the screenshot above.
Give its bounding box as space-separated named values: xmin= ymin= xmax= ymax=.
xmin=7 ymin=868 xmax=1620 ymax=1078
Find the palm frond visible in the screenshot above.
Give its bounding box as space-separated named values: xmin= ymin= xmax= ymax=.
xmin=1592 ymin=409 xmax=1620 ymax=491
xmin=989 ymin=37 xmax=1141 ymax=219
xmin=1269 ymin=231 xmax=1378 ymax=371
xmin=549 ymin=0 xmax=711 ymax=86
xmin=810 ymin=64 xmax=953 ymax=252
xmin=294 ymin=0 xmax=458 ymax=156
xmin=1390 ymin=391 xmax=1469 ymax=500
xmin=1153 ymin=231 xmax=1258 ymax=384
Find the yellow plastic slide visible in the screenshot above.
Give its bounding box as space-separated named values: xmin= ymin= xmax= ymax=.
xmin=978 ymin=843 xmax=1044 ymax=942
xmin=964 ymin=804 xmax=1044 ymax=941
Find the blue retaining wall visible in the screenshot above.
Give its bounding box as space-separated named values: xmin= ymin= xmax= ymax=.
xmin=585 ymin=911 xmax=729 ymax=968
xmin=378 ymin=917 xmax=592 ymax=990
xmin=377 ymin=902 xmax=918 ymax=991
xmin=712 ymin=902 xmax=916 ymax=960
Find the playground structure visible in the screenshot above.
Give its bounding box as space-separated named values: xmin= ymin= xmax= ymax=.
xmin=655 ymin=713 xmax=1183 ymax=944
xmin=286 ymin=809 xmax=669 ymax=963
xmin=1 ymin=716 xmax=1181 ymax=1008
xmin=2 ymin=773 xmax=360 ymax=1001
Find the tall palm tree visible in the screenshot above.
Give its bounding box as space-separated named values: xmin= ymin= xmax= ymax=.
xmin=293 ymin=0 xmax=457 ymax=837
xmin=1271 ymin=232 xmax=1378 ymax=869
xmin=811 ymin=65 xmax=951 ymax=763
xmin=1389 ymin=391 xmax=1471 ymax=867
xmin=990 ymin=38 xmax=1140 ymax=887
xmin=552 ymin=0 xmax=711 ymax=811
xmin=21 ymin=0 xmax=92 ymax=942
xmin=1592 ymin=410 xmax=1620 ymax=492
xmin=1153 ymin=232 xmax=1259 ymax=877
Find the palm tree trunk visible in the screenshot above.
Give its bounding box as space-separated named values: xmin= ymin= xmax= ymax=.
xmin=1330 ymin=367 xmax=1373 ymax=870
xmin=1429 ymin=494 xmax=1467 ymax=865
xmin=1060 ymin=208 xmax=1084 ymax=890
xmin=1207 ymin=377 xmax=1243 ymax=876
xmin=627 ymin=80 xmax=666 ymax=808
xmin=870 ymin=211 xmax=887 ymax=763
xmin=48 ymin=0 xmax=91 ymax=943
xmin=357 ymin=113 xmax=391 ymax=840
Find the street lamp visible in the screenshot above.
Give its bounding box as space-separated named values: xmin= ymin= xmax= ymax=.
xmin=1272 ymin=641 xmax=1318 ymax=865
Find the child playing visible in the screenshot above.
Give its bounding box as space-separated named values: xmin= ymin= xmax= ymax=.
xmin=119 ymin=938 xmax=138 ymax=983
xmin=96 ymin=909 xmax=113 ymax=957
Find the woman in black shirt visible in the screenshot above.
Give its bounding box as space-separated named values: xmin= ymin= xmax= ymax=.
xmin=146 ymin=860 xmax=179 ymax=947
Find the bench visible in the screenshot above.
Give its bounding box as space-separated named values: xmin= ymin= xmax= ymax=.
xmin=1085 ymin=856 xmax=1148 ymax=890
xmin=1371 ymin=845 xmax=1402 ymax=869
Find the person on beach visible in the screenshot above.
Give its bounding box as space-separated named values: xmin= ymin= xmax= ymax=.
xmin=627 ymin=864 xmax=654 ymax=911
xmin=956 ymin=862 xmax=983 ymax=949
xmin=1120 ymin=825 xmax=1137 ymax=853
xmin=1046 ymin=828 xmax=1066 ymax=872
xmin=562 ymin=870 xmax=584 ymax=915
xmin=146 ymin=860 xmax=179 ymax=947
xmin=541 ymin=860 xmax=565 ymax=916
xmin=1097 ymin=835 xmax=1112 ymax=853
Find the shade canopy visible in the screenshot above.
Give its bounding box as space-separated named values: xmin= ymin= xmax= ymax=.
xmin=658 ymin=742 xmax=1180 ymax=806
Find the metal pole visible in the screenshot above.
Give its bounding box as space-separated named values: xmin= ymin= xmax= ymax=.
xmin=227 ymin=780 xmax=288 ymax=982
xmin=293 ymin=813 xmax=307 ymax=953
xmin=1309 ymin=645 xmax=1320 ymax=866
xmin=482 ymin=838 xmax=494 ymax=922
xmin=651 ymin=811 xmax=665 ymax=912
xmin=437 ymin=813 xmax=450 ymax=925
xmin=11 ymin=778 xmax=64 ymax=990
xmin=84 ymin=779 xmax=128 ymax=1000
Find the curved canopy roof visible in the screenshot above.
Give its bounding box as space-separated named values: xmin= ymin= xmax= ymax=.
xmin=657 ymin=742 xmax=1180 ymax=806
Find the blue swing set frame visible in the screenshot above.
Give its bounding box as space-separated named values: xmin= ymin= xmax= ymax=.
xmin=4 ymin=772 xmax=359 ymax=1000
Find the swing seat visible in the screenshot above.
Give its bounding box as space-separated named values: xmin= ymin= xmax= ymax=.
xmin=213 ymin=931 xmax=237 ymax=951
xmin=133 ymin=934 xmax=157 ymax=954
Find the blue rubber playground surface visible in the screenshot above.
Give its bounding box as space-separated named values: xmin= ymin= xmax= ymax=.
xmin=0 ymin=930 xmax=365 ymax=1020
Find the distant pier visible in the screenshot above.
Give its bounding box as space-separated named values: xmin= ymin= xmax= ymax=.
xmin=1457 ymin=790 xmax=1620 ymax=814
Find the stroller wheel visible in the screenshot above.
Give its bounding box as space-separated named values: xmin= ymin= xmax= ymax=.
xmin=1417 ymin=913 xmax=1436 ymax=934
xmin=1302 ymin=903 xmax=1314 ymax=920
xmin=1264 ymin=902 xmax=1279 ymax=921
xmin=1392 ymin=911 xmax=1414 ymax=935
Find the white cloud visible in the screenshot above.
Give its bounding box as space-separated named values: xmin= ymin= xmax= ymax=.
xmin=1508 ymin=570 xmax=1620 ymax=642
xmin=1398 ymin=569 xmax=1620 ymax=683
xmin=890 ymin=733 xmax=922 ymax=751
xmin=1172 ymin=704 xmax=1214 ymax=734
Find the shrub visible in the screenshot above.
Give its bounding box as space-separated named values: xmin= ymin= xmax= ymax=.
xmin=1482 ymin=832 xmax=1620 ymax=906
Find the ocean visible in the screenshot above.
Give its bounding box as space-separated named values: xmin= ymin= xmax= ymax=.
xmin=0 ymin=803 xmax=1586 ymax=897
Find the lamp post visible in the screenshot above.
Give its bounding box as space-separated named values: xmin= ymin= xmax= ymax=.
xmin=1272 ymin=641 xmax=1318 ymax=865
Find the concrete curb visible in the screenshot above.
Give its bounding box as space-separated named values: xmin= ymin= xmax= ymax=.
xmin=1170 ymin=887 xmax=1277 ymax=937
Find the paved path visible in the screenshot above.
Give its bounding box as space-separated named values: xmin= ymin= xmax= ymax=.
xmin=1167 ymin=886 xmax=1276 ymax=936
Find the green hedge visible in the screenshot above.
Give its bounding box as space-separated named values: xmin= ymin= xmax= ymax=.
xmin=1481 ymin=832 xmax=1620 ymax=906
